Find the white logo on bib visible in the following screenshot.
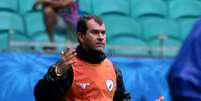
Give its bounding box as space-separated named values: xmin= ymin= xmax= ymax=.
xmin=106 ymin=80 xmax=114 ymax=92
xmin=77 ymin=82 xmax=90 ymax=89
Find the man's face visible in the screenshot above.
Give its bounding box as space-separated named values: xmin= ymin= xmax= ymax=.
xmin=79 ymin=19 xmax=106 ymax=52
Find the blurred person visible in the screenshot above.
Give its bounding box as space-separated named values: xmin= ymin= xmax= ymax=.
xmin=168 ymin=19 xmax=201 ymax=101
xmin=33 ymin=0 xmax=80 ymax=50
xmin=34 ymin=15 xmax=164 ymax=101
xmin=34 ymin=15 xmax=131 ymax=101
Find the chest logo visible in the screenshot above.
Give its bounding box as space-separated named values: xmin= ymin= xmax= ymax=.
xmin=106 ymin=80 xmax=114 ymax=92
xmin=77 ymin=82 xmax=90 ymax=89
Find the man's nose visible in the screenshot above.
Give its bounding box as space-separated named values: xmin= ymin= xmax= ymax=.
xmin=97 ymin=33 xmax=105 ymax=40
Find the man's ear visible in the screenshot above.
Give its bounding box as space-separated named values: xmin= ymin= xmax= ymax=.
xmin=77 ymin=32 xmax=84 ymax=43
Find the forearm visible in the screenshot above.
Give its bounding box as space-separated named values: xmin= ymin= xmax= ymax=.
xmin=34 ymin=66 xmax=73 ymax=101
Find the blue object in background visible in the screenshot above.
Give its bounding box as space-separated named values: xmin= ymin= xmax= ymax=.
xmin=0 ymin=52 xmax=59 ymax=101
xmin=0 ymin=52 xmax=173 ymax=101
xmin=112 ymin=57 xmax=172 ymax=101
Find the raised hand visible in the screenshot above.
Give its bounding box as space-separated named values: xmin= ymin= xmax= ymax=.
xmin=55 ymin=48 xmax=77 ymax=76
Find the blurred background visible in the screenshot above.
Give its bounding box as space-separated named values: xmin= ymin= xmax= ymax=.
xmin=0 ymin=0 xmax=200 ymax=101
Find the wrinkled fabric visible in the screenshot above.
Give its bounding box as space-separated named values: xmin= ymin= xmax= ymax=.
xmin=168 ymin=18 xmax=201 ymax=101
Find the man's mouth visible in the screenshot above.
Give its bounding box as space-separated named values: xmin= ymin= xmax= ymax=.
xmin=96 ymin=43 xmax=105 ymax=47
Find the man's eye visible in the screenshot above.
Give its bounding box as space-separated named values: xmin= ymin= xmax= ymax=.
xmin=91 ymin=30 xmax=99 ymax=34
xmin=91 ymin=30 xmax=105 ymax=34
xmin=101 ymin=31 xmax=106 ymax=34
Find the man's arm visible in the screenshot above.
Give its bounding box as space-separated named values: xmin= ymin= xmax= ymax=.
xmin=34 ymin=48 xmax=77 ymax=101
xmin=113 ymin=66 xmax=131 ymax=101
xmin=34 ymin=66 xmax=73 ymax=101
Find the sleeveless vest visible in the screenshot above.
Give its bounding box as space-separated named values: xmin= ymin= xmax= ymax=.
xmin=63 ymin=56 xmax=117 ymax=101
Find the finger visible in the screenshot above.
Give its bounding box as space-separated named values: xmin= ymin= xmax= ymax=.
xmin=61 ymin=50 xmax=76 ymax=60
xmin=62 ymin=50 xmax=76 ymax=59
xmin=60 ymin=48 xmax=69 ymax=55
xmin=62 ymin=48 xmax=76 ymax=57
xmin=60 ymin=52 xmax=76 ymax=65
xmin=62 ymin=52 xmax=77 ymax=61
xmin=61 ymin=50 xmax=65 ymax=55
xmin=64 ymin=59 xmax=76 ymax=67
xmin=71 ymin=57 xmax=77 ymax=63
xmin=64 ymin=48 xmax=70 ymax=53
xmin=65 ymin=59 xmax=76 ymax=64
xmin=60 ymin=48 xmax=74 ymax=60
xmin=59 ymin=57 xmax=76 ymax=66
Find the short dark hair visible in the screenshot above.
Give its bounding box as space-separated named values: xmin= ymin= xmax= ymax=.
xmin=76 ymin=15 xmax=104 ymax=34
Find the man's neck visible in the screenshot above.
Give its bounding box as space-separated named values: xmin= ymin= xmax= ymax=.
xmin=76 ymin=45 xmax=106 ymax=64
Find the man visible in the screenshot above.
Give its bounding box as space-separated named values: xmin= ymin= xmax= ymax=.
xmin=34 ymin=15 xmax=130 ymax=101
xmin=168 ymin=18 xmax=201 ymax=101
xmin=33 ymin=0 xmax=80 ymax=47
